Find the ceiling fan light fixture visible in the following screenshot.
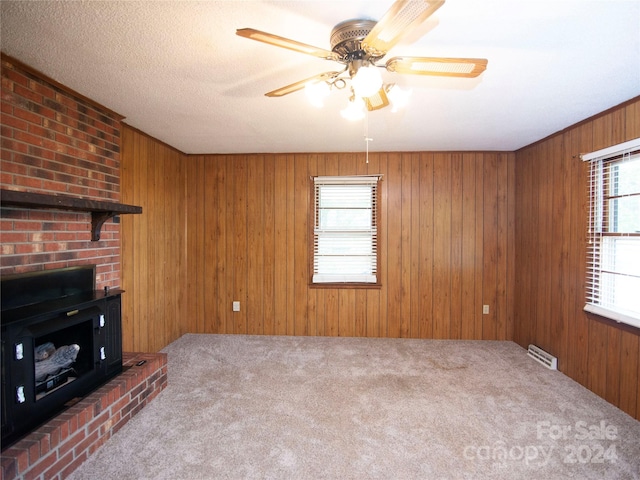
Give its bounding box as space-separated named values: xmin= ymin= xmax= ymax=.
xmin=305 ymin=80 xmax=330 ymax=107
xmin=340 ymin=97 xmax=365 ymax=121
xmin=351 ymin=64 xmax=383 ymax=99
xmin=238 ymin=0 xmax=489 ymax=119
xmin=386 ymin=84 xmax=412 ymax=112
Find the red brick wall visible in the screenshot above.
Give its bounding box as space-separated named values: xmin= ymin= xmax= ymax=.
xmin=1 ymin=55 xmax=123 ymax=288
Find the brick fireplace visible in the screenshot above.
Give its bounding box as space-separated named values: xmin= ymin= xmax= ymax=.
xmin=1 ymin=53 xmax=161 ymax=479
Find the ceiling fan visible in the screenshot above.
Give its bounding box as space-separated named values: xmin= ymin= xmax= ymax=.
xmin=236 ymin=0 xmax=488 ymax=117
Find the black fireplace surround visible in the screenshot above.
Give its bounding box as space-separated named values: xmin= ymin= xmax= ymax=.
xmin=1 ymin=265 xmax=123 ymax=447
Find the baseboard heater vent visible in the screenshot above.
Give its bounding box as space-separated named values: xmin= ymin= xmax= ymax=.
xmin=527 ymin=344 xmax=558 ymax=370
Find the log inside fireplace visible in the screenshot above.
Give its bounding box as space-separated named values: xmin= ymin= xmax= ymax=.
xmin=1 ymin=265 xmax=123 ymax=448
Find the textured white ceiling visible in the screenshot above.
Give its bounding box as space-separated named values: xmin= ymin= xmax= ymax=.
xmin=1 ymin=0 xmax=639 ymax=154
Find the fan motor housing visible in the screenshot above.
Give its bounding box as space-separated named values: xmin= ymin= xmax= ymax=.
xmin=330 ymin=19 xmax=376 ymax=60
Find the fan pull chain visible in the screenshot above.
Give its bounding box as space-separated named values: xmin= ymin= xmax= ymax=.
xmin=364 ymin=110 xmax=372 ymax=164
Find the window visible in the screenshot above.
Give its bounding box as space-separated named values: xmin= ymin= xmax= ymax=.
xmin=583 ymin=138 xmax=640 ymax=328
xmin=311 ymin=175 xmax=381 ymax=286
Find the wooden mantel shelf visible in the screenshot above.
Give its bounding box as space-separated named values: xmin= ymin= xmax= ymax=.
xmin=0 ymin=189 xmax=142 ymax=241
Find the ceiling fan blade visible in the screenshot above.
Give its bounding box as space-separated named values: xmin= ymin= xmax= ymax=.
xmin=265 ymin=71 xmax=341 ymax=97
xmin=386 ymin=56 xmax=488 ymax=77
xmin=362 ymin=0 xmax=445 ymax=56
xmin=236 ymin=28 xmax=340 ymax=61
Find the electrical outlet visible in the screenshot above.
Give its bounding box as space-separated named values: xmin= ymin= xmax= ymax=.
xmin=482 ymin=305 xmax=490 ymax=315
xmin=232 ymin=301 xmax=240 ymax=312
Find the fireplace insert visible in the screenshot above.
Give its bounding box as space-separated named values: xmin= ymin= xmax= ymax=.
xmin=1 ymin=265 xmax=123 ymax=447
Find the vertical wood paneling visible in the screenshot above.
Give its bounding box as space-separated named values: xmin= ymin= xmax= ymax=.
xmin=120 ymin=126 xmax=187 ymax=353
xmin=121 ymin=128 xmax=516 ymax=355
xmin=619 ymin=332 xmax=638 ymax=417
xmin=496 ymin=153 xmax=509 ymax=341
xmin=286 ymin=154 xmax=296 ymax=335
xmin=400 ymin=153 xmax=412 ymax=338
xmin=248 ymin=155 xmax=265 ymax=335
xmin=461 ymin=153 xmax=476 ymax=340
xmin=120 ymin=128 xmax=135 ymax=353
xmin=537 ymin=142 xmax=552 ymax=350
xmin=637 ymin=342 xmax=640 ymax=419
xmin=212 ymin=156 xmax=227 ymax=333
xmin=514 ymin=97 xmax=640 ymax=420
xmin=433 ymin=153 xmax=452 ymax=339
xmin=506 ymin=152 xmax=516 ymax=342
xmin=185 ymin=155 xmax=199 ymax=334
xmin=408 ymin=154 xmax=420 ymax=338
xmin=514 ymin=148 xmax=534 ymax=346
xmin=474 ymin=157 xmax=485 ymax=339
xmin=482 ymin=154 xmax=498 ymax=340
xmin=175 ymin=148 xmax=187 ymax=338
xmin=377 ymin=153 xmax=389 ymax=338
xmin=134 ymin=132 xmax=148 ymax=352
xmin=386 ymin=153 xmax=403 ymax=338
xmin=174 ymin=150 xmax=513 ymax=344
xmin=274 ymin=154 xmax=288 ymax=335
xmin=418 ymin=153 xmax=434 ymax=339
xmin=294 ymin=155 xmax=309 ymax=336
xmin=234 ymin=156 xmax=248 ymax=334
xmin=224 ymin=157 xmax=235 ymax=333
xmin=146 ymin=140 xmax=158 ymax=350
xmin=263 ymin=155 xmax=276 ymax=335
xmin=450 ymin=154 xmax=463 ymax=339
xmin=554 ymin=135 xmax=571 ymax=367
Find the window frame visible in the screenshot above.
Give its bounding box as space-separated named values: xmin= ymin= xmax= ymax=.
xmin=309 ymin=175 xmax=382 ymax=289
xmin=582 ymin=137 xmax=640 ymax=329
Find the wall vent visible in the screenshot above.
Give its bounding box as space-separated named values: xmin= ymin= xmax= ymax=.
xmin=527 ymin=344 xmax=558 ymax=370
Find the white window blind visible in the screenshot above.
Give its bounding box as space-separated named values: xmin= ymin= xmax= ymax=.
xmin=583 ymin=138 xmax=640 ymax=328
xmin=312 ymin=175 xmax=380 ymax=284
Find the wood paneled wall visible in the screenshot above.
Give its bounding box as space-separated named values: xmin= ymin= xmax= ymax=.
xmin=513 ymin=97 xmax=640 ymax=420
xmin=120 ymin=125 xmax=515 ymax=352
xmin=120 ymin=126 xmax=188 ymax=353
xmin=185 ymin=152 xmax=515 ymax=340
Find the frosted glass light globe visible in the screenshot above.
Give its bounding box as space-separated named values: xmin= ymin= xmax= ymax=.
xmin=340 ymin=98 xmax=365 ymax=121
xmin=305 ymin=81 xmax=330 ymax=108
xmin=351 ymin=65 xmax=382 ymax=98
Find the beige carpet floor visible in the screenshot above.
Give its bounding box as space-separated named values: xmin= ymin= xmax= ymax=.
xmin=68 ymin=334 xmax=640 ymax=479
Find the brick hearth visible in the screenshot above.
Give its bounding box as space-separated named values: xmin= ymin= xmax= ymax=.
xmin=1 ymin=352 xmax=167 ymax=480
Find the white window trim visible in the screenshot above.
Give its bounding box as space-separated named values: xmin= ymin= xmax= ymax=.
xmin=312 ymin=175 xmax=381 ymax=285
xmin=582 ymin=138 xmax=640 ymax=162
xmin=582 ymin=137 xmax=640 ymax=329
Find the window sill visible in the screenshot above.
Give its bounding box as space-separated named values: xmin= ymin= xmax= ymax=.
xmin=584 ymin=304 xmax=640 ymax=331
xmin=309 ymin=282 xmax=382 ymax=290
